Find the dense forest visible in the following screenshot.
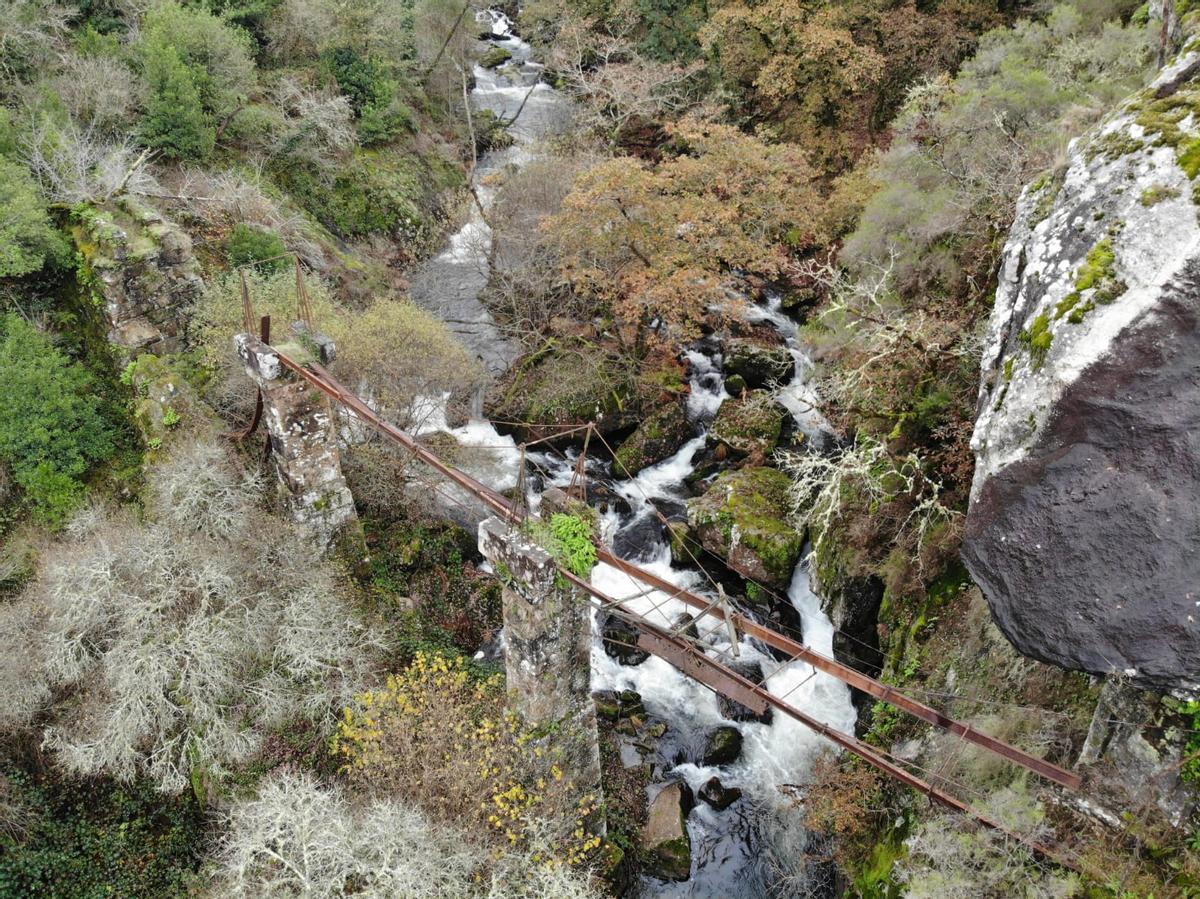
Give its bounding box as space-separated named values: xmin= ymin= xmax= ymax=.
xmin=1 ymin=0 xmax=1198 ymax=895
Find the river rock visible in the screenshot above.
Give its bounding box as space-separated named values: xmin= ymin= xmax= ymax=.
xmin=642 ymin=782 xmax=693 ymax=882
xmin=964 ymin=50 xmax=1200 ymax=691
xmin=701 ymin=725 xmax=743 ymax=766
xmin=724 ymin=338 xmax=793 ymax=388
xmin=716 ymin=660 xmax=773 ymax=725
xmin=698 ymin=777 xmax=742 ymax=810
xmin=687 ymin=467 xmax=805 ymax=591
xmin=612 ymin=513 xmax=667 ymax=562
xmin=708 ymin=391 xmax=785 ymax=460
xmin=613 ymin=401 xmax=691 ymax=477
xmin=600 ymin=612 xmax=650 ymax=666
xmin=485 ymin=343 xmax=639 ymax=443
xmin=593 ymin=689 xmax=647 ymax=722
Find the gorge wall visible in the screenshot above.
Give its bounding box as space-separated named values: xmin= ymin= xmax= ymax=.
xmin=964 ymin=51 xmax=1200 ymax=692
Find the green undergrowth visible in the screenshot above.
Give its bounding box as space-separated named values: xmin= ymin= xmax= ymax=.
xmin=356 ymin=515 xmax=502 ymax=657
xmin=0 ymin=768 xmax=205 ymax=898
xmin=524 ymin=507 xmax=600 ymax=584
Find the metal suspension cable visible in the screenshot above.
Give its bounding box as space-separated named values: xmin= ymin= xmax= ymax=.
xmin=267 ymin=343 xmax=1082 ymax=792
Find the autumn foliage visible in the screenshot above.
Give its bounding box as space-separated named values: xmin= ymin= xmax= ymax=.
xmin=544 ymin=119 xmax=824 ymax=341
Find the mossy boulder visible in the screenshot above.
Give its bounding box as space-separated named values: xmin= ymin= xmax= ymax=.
xmin=724 ymin=338 xmax=792 ymax=388
xmin=708 ymin=391 xmax=784 ymax=459
xmin=701 ymin=726 xmax=743 ymax=766
xmin=486 ymin=342 xmax=639 ymax=442
xmin=479 ymin=45 xmax=513 ymax=68
xmin=642 ymin=782 xmax=693 ymax=882
xmin=613 ymin=401 xmax=691 ymax=477
xmin=687 ymin=466 xmax=805 ymax=589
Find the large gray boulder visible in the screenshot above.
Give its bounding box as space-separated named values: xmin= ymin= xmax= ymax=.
xmin=964 ymin=52 xmax=1200 ymax=692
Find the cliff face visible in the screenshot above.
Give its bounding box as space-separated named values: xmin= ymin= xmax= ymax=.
xmin=74 ymin=196 xmax=204 ymax=354
xmin=964 ymin=52 xmax=1200 ymax=692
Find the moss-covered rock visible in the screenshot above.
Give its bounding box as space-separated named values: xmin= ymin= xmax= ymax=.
xmin=723 ymin=338 xmax=792 ymax=388
xmin=485 ymin=341 xmax=639 ymax=442
xmin=642 ymin=782 xmax=692 ymax=882
xmin=687 ymin=466 xmax=805 ymax=589
xmin=701 ymin=726 xmax=743 ymax=766
xmin=708 ymin=391 xmax=785 ymax=459
xmin=479 ymin=45 xmax=513 ymax=68
xmin=70 ymin=199 xmax=203 ymax=354
xmin=613 ymin=401 xmax=691 ymax=477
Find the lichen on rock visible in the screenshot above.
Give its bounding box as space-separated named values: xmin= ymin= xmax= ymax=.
xmin=966 ymin=50 xmax=1200 ymax=691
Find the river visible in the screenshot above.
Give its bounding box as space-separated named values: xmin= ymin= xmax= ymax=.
xmin=407 ymin=12 xmax=857 ymax=896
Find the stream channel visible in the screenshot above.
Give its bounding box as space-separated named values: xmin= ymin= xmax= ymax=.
xmin=408 ymin=12 xmax=857 ymax=896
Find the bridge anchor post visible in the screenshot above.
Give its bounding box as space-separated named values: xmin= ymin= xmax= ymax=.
xmin=478 ymin=487 xmax=604 ymax=837
xmin=234 ymin=326 xmax=359 ymax=548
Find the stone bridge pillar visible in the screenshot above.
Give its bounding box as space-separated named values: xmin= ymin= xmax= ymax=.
xmin=478 ymin=488 xmax=603 ymax=829
xmin=235 ymin=325 xmax=357 ymax=546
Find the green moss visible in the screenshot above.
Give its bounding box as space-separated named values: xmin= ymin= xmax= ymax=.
xmin=709 ymin=391 xmax=784 ymax=456
xmin=1002 ymin=357 xmax=1016 ymax=383
xmin=1140 ymin=184 xmax=1182 ymax=206
xmin=1054 ymin=237 xmax=1125 ymax=327
xmin=648 ymin=836 xmax=691 ymax=881
xmin=1134 ymin=81 xmax=1200 ymax=177
xmin=1075 ymin=239 xmax=1114 ymax=291
xmin=689 ymin=467 xmax=805 ymax=584
xmin=1182 ymin=138 xmax=1200 ymax=179
xmin=1018 ymin=312 xmax=1053 ymax=367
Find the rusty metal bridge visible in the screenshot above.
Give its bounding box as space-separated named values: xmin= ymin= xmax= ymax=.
xmin=238 ymin=303 xmax=1084 ymax=867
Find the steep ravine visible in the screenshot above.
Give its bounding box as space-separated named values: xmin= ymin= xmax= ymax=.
xmin=406 ymin=13 xmax=856 ymax=896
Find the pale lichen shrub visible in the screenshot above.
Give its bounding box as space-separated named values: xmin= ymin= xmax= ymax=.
xmin=0 ymin=594 xmax=50 ymax=733
xmin=211 ymin=772 xmax=604 ymax=898
xmin=36 ymin=440 xmax=382 ymax=793
xmin=780 ymin=438 xmax=957 ymax=573
xmin=896 ymin=786 xmax=1078 ymax=899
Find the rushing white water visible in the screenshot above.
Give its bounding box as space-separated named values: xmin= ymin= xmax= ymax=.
xmin=743 ymin=294 xmax=831 ymax=441
xmin=409 ymin=12 xmax=856 ymax=895
xmin=409 ymin=11 xmax=570 ymax=375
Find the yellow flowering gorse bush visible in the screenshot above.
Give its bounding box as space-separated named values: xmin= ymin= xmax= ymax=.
xmin=333 ymin=652 xmax=603 ymax=868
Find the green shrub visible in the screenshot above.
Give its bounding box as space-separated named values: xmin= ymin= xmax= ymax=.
xmin=226 ymin=222 xmax=288 ymax=270
xmin=140 ymin=1 xmax=256 ymax=120
xmin=0 ymin=770 xmax=204 ymax=899
xmin=140 ymin=42 xmax=215 ymax=160
xmin=0 ymin=160 xmax=70 ymax=278
xmin=322 ymin=46 xmax=393 ymax=115
xmin=272 ymin=146 xmax=456 ymax=240
xmin=0 ymin=315 xmax=117 ymax=524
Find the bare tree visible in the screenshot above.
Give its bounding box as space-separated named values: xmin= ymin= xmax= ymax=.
xmin=33 ymin=441 xmax=383 ymax=794
xmin=22 ymin=118 xmax=157 ymax=204
xmin=269 ymin=76 xmax=356 ymax=169
xmin=0 ymin=0 xmax=72 ymax=87
xmin=50 ymin=53 xmax=145 ymax=134
xmin=542 ymin=0 xmax=704 ymax=143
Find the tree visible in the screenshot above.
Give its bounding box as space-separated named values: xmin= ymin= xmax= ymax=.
xmin=544 ymin=119 xmax=824 ymax=342
xmin=0 ymin=159 xmax=68 ymax=277
xmin=141 ymin=1 xmax=256 ymax=122
xmin=539 ymin=0 xmax=704 ymax=144
xmin=211 ymin=772 xmax=604 ymax=898
xmin=701 ymin=0 xmax=884 ymax=171
xmin=140 ymin=42 xmax=215 ymax=160
xmin=0 ymin=314 xmax=116 ymax=523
